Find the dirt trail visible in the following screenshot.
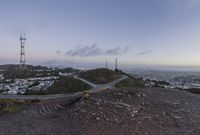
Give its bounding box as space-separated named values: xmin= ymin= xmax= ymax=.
xmin=0 ymin=88 xmax=200 ymax=135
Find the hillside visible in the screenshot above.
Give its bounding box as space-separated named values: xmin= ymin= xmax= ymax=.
xmin=0 ymin=88 xmax=200 ymax=135
xmin=25 ymin=77 xmax=92 ymax=95
xmin=0 ymin=64 xmax=49 ymax=70
xmin=115 ymin=77 xmax=145 ymax=88
xmin=79 ymin=68 xmax=121 ymax=84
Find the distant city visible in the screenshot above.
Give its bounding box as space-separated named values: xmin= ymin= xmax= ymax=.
xmin=0 ymin=64 xmax=79 ymax=94
xmin=127 ymin=68 xmax=200 ymax=90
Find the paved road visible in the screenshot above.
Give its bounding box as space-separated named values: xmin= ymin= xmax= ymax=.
xmin=75 ymin=75 xmax=128 ymax=91
xmin=74 ymin=76 xmax=96 ymax=88
xmin=0 ymin=93 xmax=82 ymax=100
xmin=0 ymin=75 xmax=128 ymax=100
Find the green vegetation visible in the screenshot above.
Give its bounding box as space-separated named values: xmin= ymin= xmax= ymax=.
xmin=79 ymin=68 xmax=121 ymax=84
xmin=0 ymin=98 xmax=40 ymax=104
xmin=187 ymin=88 xmax=200 ymax=94
xmin=3 ymin=66 xmax=58 ymax=79
xmin=25 ymin=77 xmax=92 ymax=95
xmin=0 ymin=64 xmax=48 ymax=71
xmin=152 ymin=80 xmax=171 ymax=87
xmin=114 ymin=70 xmax=145 ymax=88
xmin=61 ymin=67 xmax=79 ymax=73
xmin=0 ymin=98 xmax=40 ymax=114
xmin=3 ymin=67 xmax=30 ymax=79
xmin=28 ymin=81 xmax=40 ymax=88
xmin=2 ymin=106 xmax=18 ymax=113
xmin=2 ymin=64 xmax=79 ymax=79
xmin=115 ymin=77 xmax=145 ymax=88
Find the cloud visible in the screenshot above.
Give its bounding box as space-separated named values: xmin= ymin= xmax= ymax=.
xmin=66 ymin=44 xmax=130 ymax=57
xmin=105 ymin=46 xmax=130 ymax=55
xmin=66 ymin=44 xmax=102 ymax=57
xmin=105 ymin=47 xmax=121 ymax=55
xmin=136 ymin=50 xmax=152 ymax=56
xmin=56 ymin=50 xmax=61 ymax=54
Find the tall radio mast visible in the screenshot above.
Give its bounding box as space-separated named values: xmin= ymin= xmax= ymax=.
xmin=19 ymin=33 xmax=26 ymax=69
xmin=115 ymin=57 xmax=118 ymax=70
xmin=106 ymin=58 xmax=108 ymax=69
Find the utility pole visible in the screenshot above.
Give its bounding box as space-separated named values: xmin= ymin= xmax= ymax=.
xmin=19 ymin=33 xmax=26 ymax=69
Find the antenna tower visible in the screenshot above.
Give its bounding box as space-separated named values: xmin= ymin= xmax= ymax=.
xmin=19 ymin=33 xmax=26 ymax=69
xmin=115 ymin=57 xmax=118 ymax=70
xmin=106 ymin=58 xmax=108 ymax=69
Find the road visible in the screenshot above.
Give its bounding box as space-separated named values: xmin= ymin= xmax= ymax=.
xmin=75 ymin=75 xmax=128 ymax=91
xmin=0 ymin=93 xmax=82 ymax=100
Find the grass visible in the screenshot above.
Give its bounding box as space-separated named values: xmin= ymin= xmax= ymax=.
xmin=0 ymin=98 xmax=40 ymax=104
xmin=115 ymin=77 xmax=145 ymax=88
xmin=2 ymin=106 xmax=18 ymax=112
xmin=0 ymin=98 xmax=40 ymax=113
xmin=25 ymin=77 xmax=92 ymax=95
xmin=79 ymin=68 xmax=121 ymax=84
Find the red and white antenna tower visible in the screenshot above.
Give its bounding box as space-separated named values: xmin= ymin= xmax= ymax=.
xmin=19 ymin=33 xmax=26 ymax=69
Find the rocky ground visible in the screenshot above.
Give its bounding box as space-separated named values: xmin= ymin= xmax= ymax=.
xmin=0 ymin=88 xmax=200 ymax=135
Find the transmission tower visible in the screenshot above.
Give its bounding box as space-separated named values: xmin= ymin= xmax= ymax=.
xmin=19 ymin=33 xmax=26 ymax=69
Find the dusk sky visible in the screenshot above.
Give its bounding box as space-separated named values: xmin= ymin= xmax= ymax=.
xmin=1 ymin=0 xmax=200 ymax=68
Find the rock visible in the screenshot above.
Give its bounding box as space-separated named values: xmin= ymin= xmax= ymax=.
xmin=136 ymin=92 xmax=146 ymax=97
xmin=96 ymin=102 xmax=101 ymax=106
xmin=106 ymin=118 xmax=110 ymax=121
xmin=113 ymin=118 xmax=118 ymax=122
xmin=162 ymin=112 xmax=166 ymax=115
xmin=131 ymin=114 xmax=135 ymax=117
xmin=83 ymin=92 xmax=91 ymax=99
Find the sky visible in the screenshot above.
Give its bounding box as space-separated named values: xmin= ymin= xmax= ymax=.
xmin=1 ymin=0 xmax=200 ymax=69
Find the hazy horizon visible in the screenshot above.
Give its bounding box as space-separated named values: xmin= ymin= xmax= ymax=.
xmin=1 ymin=0 xmax=200 ymax=68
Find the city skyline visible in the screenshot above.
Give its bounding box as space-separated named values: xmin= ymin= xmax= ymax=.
xmin=1 ymin=0 xmax=200 ymax=69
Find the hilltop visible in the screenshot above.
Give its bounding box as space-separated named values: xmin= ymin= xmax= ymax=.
xmin=78 ymin=68 xmax=122 ymax=84
xmin=0 ymin=88 xmax=200 ymax=135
